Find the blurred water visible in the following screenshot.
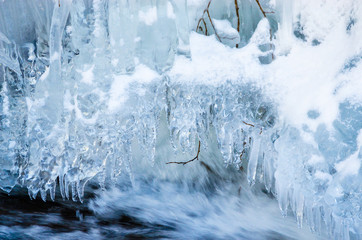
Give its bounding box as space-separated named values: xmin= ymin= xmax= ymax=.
xmin=0 ymin=175 xmax=322 ymax=240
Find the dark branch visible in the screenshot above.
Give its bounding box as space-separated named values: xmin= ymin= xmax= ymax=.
xmin=196 ymin=18 xmax=208 ymax=35
xmin=166 ymin=141 xmax=201 ymax=165
xmin=234 ymin=0 xmax=240 ymax=48
xmin=255 ymin=0 xmax=267 ymax=17
xmin=195 ymin=0 xmax=221 ymax=42
xmin=239 ymin=149 xmax=245 ymax=161
xmin=242 ymin=121 xmax=255 ymax=127
xmin=205 ymin=7 xmax=221 ymax=42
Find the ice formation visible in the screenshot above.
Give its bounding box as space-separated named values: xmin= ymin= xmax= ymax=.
xmin=0 ymin=0 xmax=361 ymax=239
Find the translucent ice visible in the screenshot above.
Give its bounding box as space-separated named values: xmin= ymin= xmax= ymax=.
xmin=0 ymin=0 xmax=361 ymax=239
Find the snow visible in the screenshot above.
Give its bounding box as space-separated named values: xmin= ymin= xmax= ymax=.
xmin=167 ymin=2 xmax=176 ymax=19
xmin=108 ymin=64 xmax=160 ymax=112
xmin=212 ymin=19 xmax=240 ymax=46
xmin=138 ymin=7 xmax=158 ymax=26
xmin=170 ymin=31 xmax=262 ymax=86
xmin=335 ymin=152 xmax=361 ymax=179
xmin=78 ymin=65 xmax=94 ymax=85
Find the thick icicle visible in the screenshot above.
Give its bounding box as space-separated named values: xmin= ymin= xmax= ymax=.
xmin=247 ymin=132 xmax=261 ymax=185
xmin=26 ymin=0 xmax=72 ymax=196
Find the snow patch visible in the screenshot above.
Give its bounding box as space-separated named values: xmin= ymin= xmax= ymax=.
xmin=108 ymin=65 xmax=159 ymax=112
xmin=335 ymin=151 xmax=361 ymax=179
xmin=139 ymin=7 xmax=157 ymax=26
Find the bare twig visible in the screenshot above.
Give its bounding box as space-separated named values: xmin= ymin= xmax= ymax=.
xmin=239 ymin=149 xmax=245 ymax=161
xmin=242 ymin=121 xmax=255 ymax=127
xmin=255 ymin=0 xmax=267 ymax=17
xmin=166 ymin=141 xmax=201 ymax=165
xmin=58 ymin=0 xmax=60 ymax=7
xmin=205 ymin=8 xmax=221 ymax=42
xmin=196 ymin=18 xmax=208 ymax=35
xmin=234 ymin=0 xmax=240 ymax=48
xmin=195 ymin=0 xmax=221 ymax=42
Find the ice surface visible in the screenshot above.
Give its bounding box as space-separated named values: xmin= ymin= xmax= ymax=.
xmin=0 ymin=0 xmax=361 ymax=239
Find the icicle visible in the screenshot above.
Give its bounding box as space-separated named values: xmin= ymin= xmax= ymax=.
xmin=64 ymin=176 xmax=70 ymax=199
xmin=122 ymin=138 xmax=135 ymax=187
xmin=59 ymin=173 xmax=65 ymax=199
xmin=71 ymin=181 xmax=77 ymax=202
xmin=148 ymin=124 xmax=157 ymax=164
xmin=247 ymin=133 xmax=261 ymax=185
xmin=37 ymin=0 xmax=72 ymax=123
xmin=50 ymin=181 xmax=56 ymax=201
xmin=262 ymin=137 xmax=275 ymax=191
xmin=31 ymin=189 xmax=38 ymax=200
xmin=342 ymin=219 xmax=350 ymax=240
xmin=232 ymin=129 xmax=244 ymax=166
xmin=333 ymin=217 xmax=343 ymax=240
xmin=170 ymin=0 xmax=191 ymax=58
xmin=108 ymin=0 xmax=137 ymax=73
xmin=77 ymin=178 xmax=88 ymax=203
xmin=28 ymin=188 xmax=33 ymax=200
xmin=324 ymin=206 xmax=333 ymax=236
xmin=296 ymin=190 xmax=304 ymax=228
xmin=305 ymin=204 xmax=315 ymax=232
xmin=40 ymin=189 xmax=47 ymax=202
xmin=196 ymin=110 xmax=209 ymax=150
xmin=179 ymin=129 xmax=195 ymax=154
xmin=217 ymin=125 xmax=233 ymax=164
xmin=313 ymin=206 xmax=322 ymax=233
xmin=277 ymin=181 xmax=289 ymax=216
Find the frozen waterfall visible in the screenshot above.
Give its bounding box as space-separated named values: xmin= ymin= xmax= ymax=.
xmin=0 ymin=0 xmax=361 ymax=239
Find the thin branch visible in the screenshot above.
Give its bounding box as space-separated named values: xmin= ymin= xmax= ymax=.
xmin=195 ymin=0 xmax=221 ymax=42
xmin=58 ymin=0 xmax=60 ymax=7
xmin=242 ymin=121 xmax=255 ymax=127
xmin=196 ymin=18 xmax=208 ymax=35
xmin=234 ymin=0 xmax=240 ymax=48
xmin=205 ymin=8 xmax=221 ymax=42
xmin=239 ymin=149 xmax=245 ymax=161
xmin=255 ymin=0 xmax=267 ymax=17
xmin=239 ymin=141 xmax=247 ymax=168
xmin=166 ymin=141 xmax=201 ymax=165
